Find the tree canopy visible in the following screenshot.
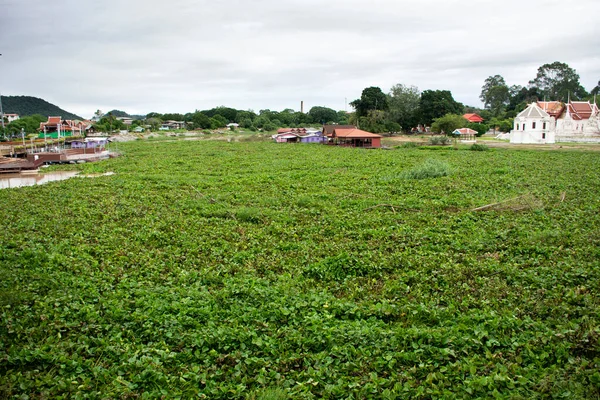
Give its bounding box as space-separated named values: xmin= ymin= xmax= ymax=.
xmin=419 ymin=90 xmax=464 ymax=125
xmin=308 ymin=106 xmax=338 ymax=124
xmin=387 ymin=84 xmax=420 ymax=132
xmin=480 ymin=75 xmax=510 ymax=117
xmin=350 ymin=87 xmax=388 ymax=118
xmin=529 ymin=61 xmax=587 ymax=101
xmin=431 ymin=114 xmax=466 ymax=134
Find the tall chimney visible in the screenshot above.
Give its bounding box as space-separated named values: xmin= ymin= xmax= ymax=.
xmin=301 ymin=101 xmax=304 ymax=114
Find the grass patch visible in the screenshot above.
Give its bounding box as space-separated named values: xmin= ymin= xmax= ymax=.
xmin=399 ymin=141 xmax=419 ymax=148
xmin=470 ymin=143 xmax=490 ymax=151
xmin=401 ymin=158 xmax=451 ymax=179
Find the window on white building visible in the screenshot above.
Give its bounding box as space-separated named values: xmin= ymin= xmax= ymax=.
xmin=517 ymin=123 xmax=520 ymax=130
xmin=523 ymin=124 xmax=526 ymax=131
xmin=542 ymin=133 xmax=546 ymax=139
xmin=532 ymin=122 xmax=536 ymax=129
xmin=543 ymin=122 xmax=546 ymax=129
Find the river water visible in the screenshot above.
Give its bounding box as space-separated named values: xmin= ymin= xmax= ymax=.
xmin=0 ymin=171 xmax=114 ymax=189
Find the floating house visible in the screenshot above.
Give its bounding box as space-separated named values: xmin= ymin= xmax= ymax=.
xmin=272 ymin=132 xmax=301 ymax=143
xmin=70 ymin=137 xmax=109 ymax=149
xmin=299 ymin=131 xmax=326 ymax=143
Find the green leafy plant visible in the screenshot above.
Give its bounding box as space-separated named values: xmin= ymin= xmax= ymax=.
xmin=401 ymin=159 xmax=451 ymax=179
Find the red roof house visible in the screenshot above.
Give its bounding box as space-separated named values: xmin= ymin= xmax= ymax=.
xmin=327 ymin=127 xmax=382 ymax=148
xmin=463 ymin=113 xmax=484 ymax=123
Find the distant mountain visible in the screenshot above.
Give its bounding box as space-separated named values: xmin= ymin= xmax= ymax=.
xmin=1 ymin=95 xmax=83 ymax=120
xmin=105 ymin=110 xmax=145 ymax=120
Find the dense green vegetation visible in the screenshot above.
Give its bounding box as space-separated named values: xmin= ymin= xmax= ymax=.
xmin=1 ymin=139 xmax=599 ymax=398
xmin=1 ymin=96 xmax=82 ymax=120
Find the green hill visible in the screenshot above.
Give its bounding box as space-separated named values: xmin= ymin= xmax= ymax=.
xmin=105 ymin=109 xmax=145 ymax=120
xmin=1 ymin=95 xmax=82 ymax=120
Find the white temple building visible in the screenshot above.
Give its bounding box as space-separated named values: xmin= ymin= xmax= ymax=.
xmin=510 ymin=100 xmax=600 ymax=144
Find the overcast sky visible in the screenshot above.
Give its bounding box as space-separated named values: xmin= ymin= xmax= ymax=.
xmin=1 ymin=0 xmax=599 ymax=119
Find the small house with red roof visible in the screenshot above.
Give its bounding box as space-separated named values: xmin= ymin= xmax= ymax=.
xmin=463 ymin=113 xmax=484 ymax=123
xmin=325 ymin=126 xmax=382 ymax=148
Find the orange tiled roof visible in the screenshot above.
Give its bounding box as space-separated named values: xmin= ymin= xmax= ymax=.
xmin=567 ymin=101 xmax=596 ymax=120
xmin=332 ymin=128 xmax=382 ymax=138
xmin=537 ymin=101 xmax=564 ymax=118
xmin=463 ymin=113 xmax=483 ymax=123
xmin=454 ymin=128 xmax=478 ymax=135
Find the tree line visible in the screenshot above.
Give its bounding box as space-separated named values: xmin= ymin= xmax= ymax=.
xmin=351 ymin=61 xmax=599 ymax=135
xmin=2 ymin=61 xmax=597 ymax=138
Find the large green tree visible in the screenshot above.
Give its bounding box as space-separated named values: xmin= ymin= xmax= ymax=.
xmin=308 ymin=106 xmax=338 ymax=124
xmin=387 ymin=84 xmax=420 ymax=132
xmin=529 ymin=61 xmax=587 ymax=101
xmin=190 ymin=112 xmax=211 ymax=129
xmin=419 ymin=90 xmax=464 ymax=125
xmin=350 ymin=87 xmax=388 ymax=118
xmin=430 ymin=114 xmax=466 ymax=134
xmin=480 ymin=75 xmax=510 ymax=117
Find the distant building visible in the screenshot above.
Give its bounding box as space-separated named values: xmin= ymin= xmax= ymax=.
xmin=116 ymin=117 xmax=134 ymax=126
xmin=452 ymin=128 xmax=478 ymax=143
xmin=159 ymin=120 xmax=186 ymax=130
xmin=4 ymin=113 xmax=19 ymax=123
xmin=300 ymin=131 xmax=327 ymax=144
xmin=463 ymin=113 xmax=484 ymax=123
xmin=326 ymin=127 xmax=382 ymax=148
xmin=38 ymin=116 xmax=89 ymax=138
xmin=510 ymin=100 xmax=600 ymax=144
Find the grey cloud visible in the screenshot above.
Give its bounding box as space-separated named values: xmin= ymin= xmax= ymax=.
xmin=1 ymin=0 xmax=599 ymax=118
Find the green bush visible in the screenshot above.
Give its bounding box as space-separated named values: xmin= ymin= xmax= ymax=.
xmin=470 ymin=143 xmax=489 ymax=151
xmin=400 ymin=141 xmax=419 ymax=148
xmin=402 ymin=159 xmax=451 ymax=179
xmin=429 ymin=136 xmax=451 ymax=145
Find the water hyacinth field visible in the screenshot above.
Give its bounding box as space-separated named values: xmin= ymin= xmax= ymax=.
xmin=1 ymin=139 xmax=599 ymax=398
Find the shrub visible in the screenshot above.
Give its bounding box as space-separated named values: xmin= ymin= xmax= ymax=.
xmin=402 ymin=159 xmax=451 ymax=180
xmin=400 ymin=141 xmax=419 ymax=148
xmin=305 ymin=252 xmax=377 ymax=281
xmin=429 ymin=136 xmax=451 ymax=145
xmin=470 ymin=143 xmax=489 ymax=151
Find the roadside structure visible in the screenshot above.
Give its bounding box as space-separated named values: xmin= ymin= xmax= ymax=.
xmin=510 ymin=100 xmax=600 ymax=144
xmin=452 ymin=128 xmax=478 ymax=143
